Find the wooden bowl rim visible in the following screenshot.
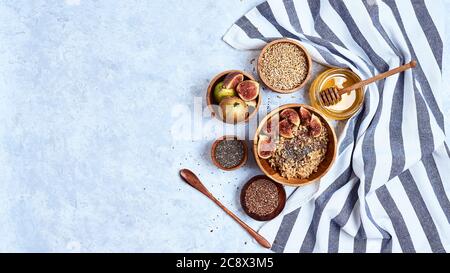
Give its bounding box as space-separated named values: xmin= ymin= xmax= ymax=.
xmin=257 ymin=38 xmax=313 ymax=94
xmin=210 ymin=135 xmax=248 ymax=171
xmin=253 ymin=104 xmax=337 ymax=187
xmin=206 ymin=70 xmax=262 ymax=124
xmin=240 ymin=175 xmax=286 ymax=221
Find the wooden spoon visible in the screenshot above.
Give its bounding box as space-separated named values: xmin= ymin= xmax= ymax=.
xmin=319 ymin=60 xmax=417 ymax=106
xmin=179 ymin=169 xmax=271 ymax=249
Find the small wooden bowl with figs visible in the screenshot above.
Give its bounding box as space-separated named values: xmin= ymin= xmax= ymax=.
xmin=206 ymin=70 xmax=262 ymax=124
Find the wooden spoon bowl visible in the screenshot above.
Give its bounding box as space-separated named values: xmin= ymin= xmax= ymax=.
xmin=253 ymin=104 xmax=337 ymax=187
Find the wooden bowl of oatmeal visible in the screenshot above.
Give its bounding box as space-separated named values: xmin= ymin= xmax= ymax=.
xmin=253 ymin=104 xmax=337 ymax=186
xmin=257 ymin=39 xmax=312 ymax=93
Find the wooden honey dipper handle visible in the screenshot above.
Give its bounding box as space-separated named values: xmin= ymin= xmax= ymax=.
xmin=339 ymin=60 xmax=417 ymax=94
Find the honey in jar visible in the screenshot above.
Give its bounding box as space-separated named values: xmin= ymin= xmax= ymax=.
xmin=309 ymin=68 xmax=364 ymax=120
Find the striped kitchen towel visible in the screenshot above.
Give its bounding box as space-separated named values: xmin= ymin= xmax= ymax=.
xmin=224 ymin=0 xmax=449 ymax=252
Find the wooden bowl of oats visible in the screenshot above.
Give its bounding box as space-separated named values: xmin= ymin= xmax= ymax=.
xmin=253 ymin=104 xmax=337 ymax=186
xmin=257 ymin=39 xmax=312 ymax=93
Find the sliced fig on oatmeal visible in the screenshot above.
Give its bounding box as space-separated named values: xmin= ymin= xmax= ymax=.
xmin=279 ymin=119 xmax=295 ymax=138
xmin=262 ymin=114 xmax=279 ymax=136
xmin=280 ymin=108 xmax=300 ymax=126
xmin=309 ymin=114 xmax=322 ymax=137
xmin=299 ymin=107 xmax=312 ymax=125
xmin=257 ymin=135 xmax=276 ymax=159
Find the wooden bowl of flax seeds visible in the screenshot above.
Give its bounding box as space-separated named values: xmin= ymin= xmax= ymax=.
xmin=257 ymin=39 xmax=312 ymax=93
xmin=240 ymin=175 xmax=286 ymax=221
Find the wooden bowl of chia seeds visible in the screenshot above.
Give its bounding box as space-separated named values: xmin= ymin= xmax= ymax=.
xmin=240 ymin=175 xmax=286 ymax=221
xmin=257 ymin=39 xmax=312 ymax=93
xmin=211 ymin=135 xmax=248 ymax=171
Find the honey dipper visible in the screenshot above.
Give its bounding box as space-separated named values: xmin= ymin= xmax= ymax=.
xmin=319 ymin=60 xmax=417 ymax=106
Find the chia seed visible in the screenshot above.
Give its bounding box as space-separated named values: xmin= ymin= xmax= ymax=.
xmin=214 ymin=139 xmax=245 ymax=169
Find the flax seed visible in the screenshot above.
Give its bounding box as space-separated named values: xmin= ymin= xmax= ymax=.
xmin=244 ymin=179 xmax=279 ymax=216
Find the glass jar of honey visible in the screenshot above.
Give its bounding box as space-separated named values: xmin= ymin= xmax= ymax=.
xmin=309 ymin=68 xmax=364 ymax=120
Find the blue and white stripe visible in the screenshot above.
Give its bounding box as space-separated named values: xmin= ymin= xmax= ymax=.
xmin=224 ymin=0 xmax=449 ymax=252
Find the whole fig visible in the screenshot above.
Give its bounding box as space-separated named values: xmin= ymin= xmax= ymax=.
xmin=219 ymin=96 xmax=249 ymax=123
xmin=214 ymin=81 xmax=236 ymax=103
